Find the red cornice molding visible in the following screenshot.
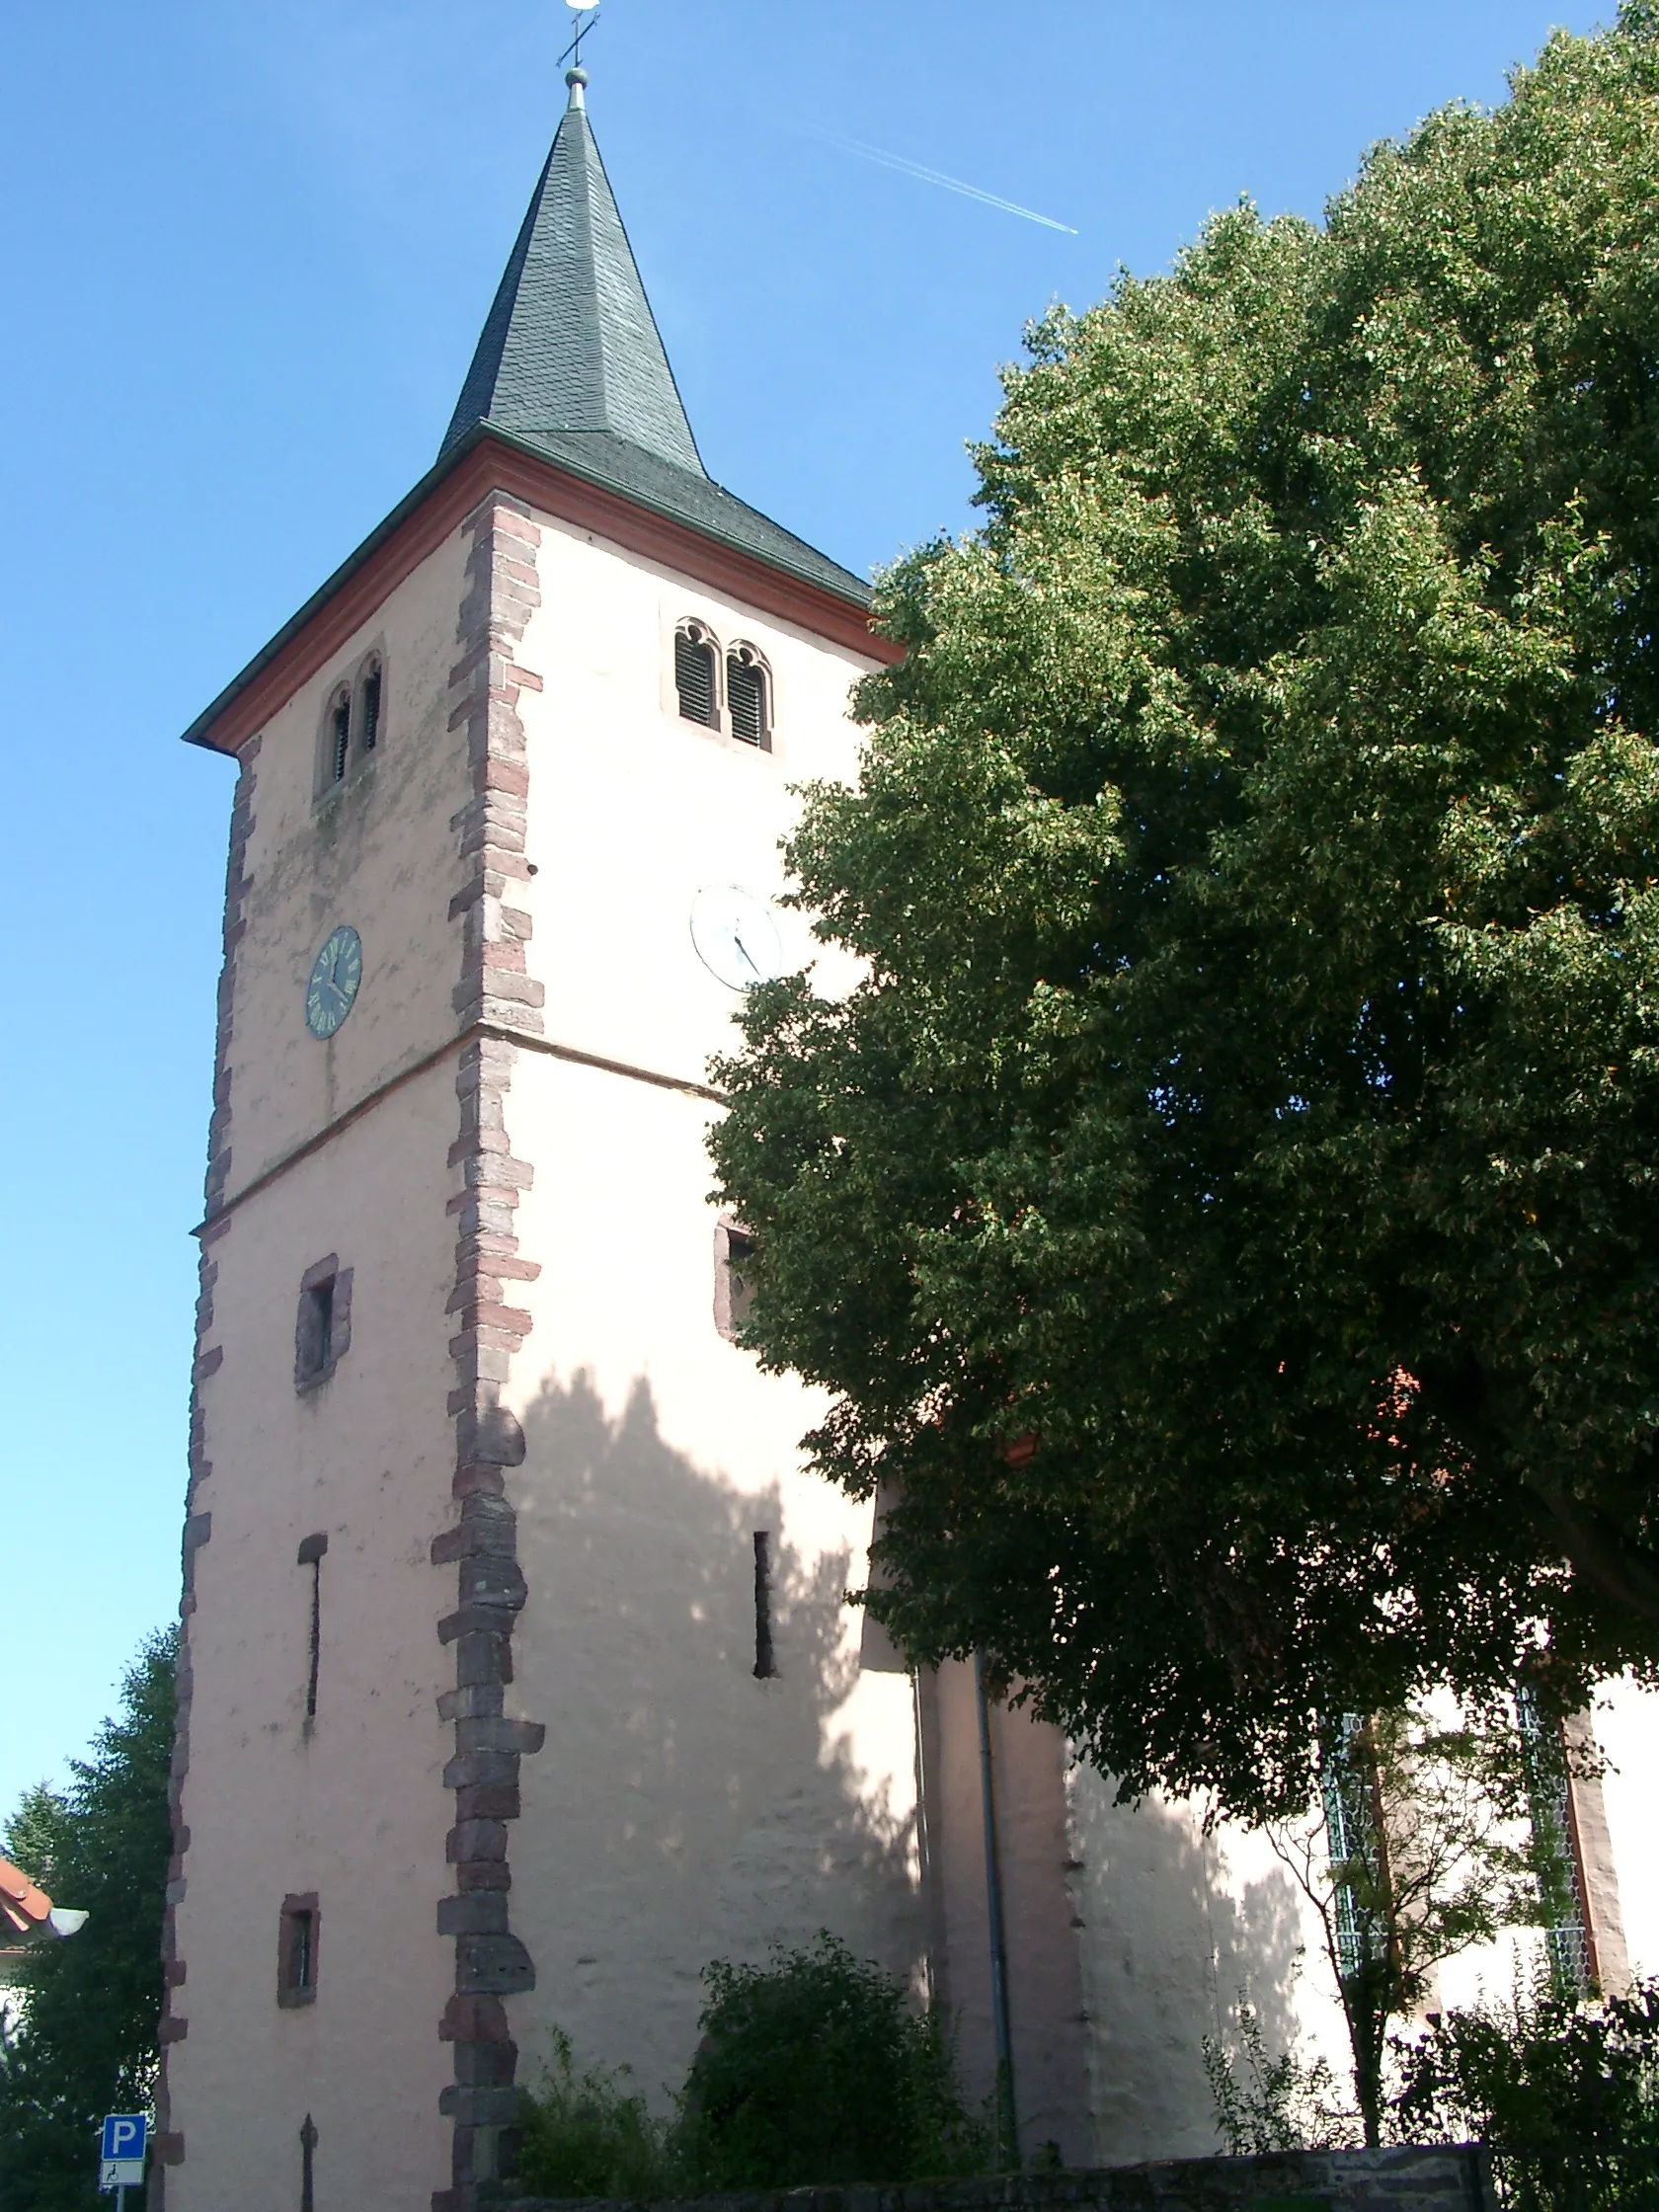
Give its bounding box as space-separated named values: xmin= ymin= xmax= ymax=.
xmin=189 ymin=434 xmax=902 ymax=758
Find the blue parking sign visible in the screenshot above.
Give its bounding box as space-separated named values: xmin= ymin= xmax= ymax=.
xmin=100 ymin=2116 xmax=146 ymax=2164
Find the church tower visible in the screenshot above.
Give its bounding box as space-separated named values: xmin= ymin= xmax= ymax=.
xmin=161 ymin=55 xmax=1658 ymax=2212
xmin=158 ymin=66 xmax=940 ymax=2210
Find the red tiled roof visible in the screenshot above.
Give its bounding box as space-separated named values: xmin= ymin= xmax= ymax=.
xmin=0 ymin=1855 xmax=54 ymax=1944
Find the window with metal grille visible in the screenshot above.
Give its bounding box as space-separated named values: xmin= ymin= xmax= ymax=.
xmin=1320 ymin=1712 xmax=1388 ymax=1983
xmin=329 ymin=692 xmax=351 ymax=782
xmin=675 ymin=625 xmax=719 ymax=727
xmin=727 ymin=648 xmax=770 ymax=749
xmin=358 ymin=662 xmax=382 ymax=753
xmin=1518 ymin=1686 xmax=1595 ymax=1997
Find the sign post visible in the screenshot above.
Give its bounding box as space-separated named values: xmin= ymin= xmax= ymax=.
xmin=98 ymin=2113 xmax=147 ymax=2209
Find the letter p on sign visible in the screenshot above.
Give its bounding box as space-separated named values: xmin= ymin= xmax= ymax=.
xmin=101 ymin=2116 xmax=146 ymax=2162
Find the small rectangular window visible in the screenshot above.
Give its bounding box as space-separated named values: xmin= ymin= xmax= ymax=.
xmin=296 ymin=1281 xmax=333 ymax=1382
xmin=714 ymin=1223 xmax=755 ymax=1340
xmin=294 ymin=1258 xmax=351 ymax=1393
xmin=330 ymin=695 xmax=351 ymax=782
xmin=277 ymin=1895 xmax=319 ymax=2007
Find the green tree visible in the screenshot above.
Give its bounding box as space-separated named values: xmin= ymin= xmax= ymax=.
xmin=1265 ymin=1703 xmax=1553 ymax=2145
xmin=711 ymin=5 xmax=1659 ymax=1819
xmin=0 ymin=1632 xmax=176 ymax=2212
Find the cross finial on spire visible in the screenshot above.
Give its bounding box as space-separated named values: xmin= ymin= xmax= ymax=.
xmin=559 ymin=2 xmax=600 ymax=75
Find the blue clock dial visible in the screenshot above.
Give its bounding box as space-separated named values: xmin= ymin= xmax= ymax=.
xmin=305 ymin=925 xmax=363 ymax=1039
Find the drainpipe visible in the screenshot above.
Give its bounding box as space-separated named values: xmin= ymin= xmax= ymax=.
xmin=975 ymin=1649 xmax=1019 ymax=2169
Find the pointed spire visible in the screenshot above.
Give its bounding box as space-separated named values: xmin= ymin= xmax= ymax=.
xmin=442 ymin=68 xmax=705 ymax=477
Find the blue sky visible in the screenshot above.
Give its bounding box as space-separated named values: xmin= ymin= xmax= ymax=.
xmin=0 ymin=0 xmax=1605 ymax=1815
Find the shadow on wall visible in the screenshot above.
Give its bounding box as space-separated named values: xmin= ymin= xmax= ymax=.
xmin=508 ymin=1368 xmax=923 ymax=2100
xmin=1067 ymin=1778 xmax=1311 ymax=2163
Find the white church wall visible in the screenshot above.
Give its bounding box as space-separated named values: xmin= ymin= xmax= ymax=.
xmin=170 ymin=1067 xmax=460 ymax=2212
xmin=471 ymin=509 xmax=920 ymax=2101
xmin=169 ymin=526 xmax=484 ymax=2210
xmin=1589 ymin=1675 xmax=1659 ymax=1982
xmin=917 ymin=1674 xmax=1092 ymax=2165
xmin=503 ymin=1053 xmax=922 ymax=2103
xmin=212 ymin=519 xmax=473 ymax=1199
xmin=510 ymin=509 xmax=876 ymax=1089
xmin=1065 ymin=1768 xmax=1353 ymax=2165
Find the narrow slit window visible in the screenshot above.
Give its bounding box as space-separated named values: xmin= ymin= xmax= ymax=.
xmin=727 ymin=649 xmax=769 ymax=750
xmin=289 ymin=1911 xmax=314 ymax=1989
xmin=277 ymin=1894 xmax=320 ymax=2006
xmin=358 ymin=663 xmax=382 ymax=754
xmin=330 ymin=692 xmax=351 ymax=782
xmin=752 ymin=1530 xmax=777 ymax=1679
xmin=675 ymin=625 xmax=719 ymax=728
xmin=298 ymin=1534 xmax=328 ymax=1723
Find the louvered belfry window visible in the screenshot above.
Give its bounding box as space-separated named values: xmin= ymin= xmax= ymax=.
xmin=359 ymin=662 xmax=382 ymax=752
xmin=675 ymin=625 xmax=719 ymax=727
xmin=728 ymin=649 xmax=769 ymax=749
xmin=330 ymin=692 xmax=352 ymax=782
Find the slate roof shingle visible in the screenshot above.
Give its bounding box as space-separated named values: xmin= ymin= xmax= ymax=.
xmin=442 ymin=74 xmax=868 ymax=607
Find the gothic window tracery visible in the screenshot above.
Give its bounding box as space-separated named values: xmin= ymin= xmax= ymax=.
xmin=727 ymin=643 xmax=771 ymax=750
xmin=674 ymin=621 xmax=720 ymax=728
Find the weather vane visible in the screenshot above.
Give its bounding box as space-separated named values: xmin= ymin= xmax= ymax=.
xmin=559 ymin=0 xmax=600 ymax=71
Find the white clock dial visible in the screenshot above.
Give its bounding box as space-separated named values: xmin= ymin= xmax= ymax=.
xmin=690 ymin=886 xmax=784 ymax=991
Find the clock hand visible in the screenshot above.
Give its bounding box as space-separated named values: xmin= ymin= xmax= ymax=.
xmin=732 ymin=930 xmax=761 ymax=980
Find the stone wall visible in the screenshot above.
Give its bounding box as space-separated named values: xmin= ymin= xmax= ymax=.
xmin=504 ymin=2148 xmax=1493 ymax=2212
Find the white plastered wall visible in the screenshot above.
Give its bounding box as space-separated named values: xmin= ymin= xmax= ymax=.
xmin=170 ymin=527 xmax=480 ymax=2211
xmin=502 ymin=1057 xmax=922 ymax=2100
xmin=1587 ymin=1676 xmax=1659 ymax=1983
xmin=169 ymin=1080 xmax=460 ymax=2211
xmin=492 ymin=511 xmax=922 ymax=2100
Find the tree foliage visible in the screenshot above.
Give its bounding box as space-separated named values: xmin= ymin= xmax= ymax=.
xmin=711 ymin=6 xmax=1659 ymax=1817
xmin=0 ymin=1633 xmax=175 ymax=2212
xmin=516 ymin=2029 xmax=676 ymax=2200
xmin=1397 ymin=1974 xmax=1659 ymax=2206
xmin=1202 ymin=1995 xmax=1352 ymax=2156
xmin=674 ymin=1934 xmax=989 ymax=2187
xmin=1266 ymin=1702 xmax=1553 ymax=2144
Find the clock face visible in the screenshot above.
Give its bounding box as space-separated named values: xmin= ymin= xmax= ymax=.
xmin=689 ymin=886 xmax=783 ymax=991
xmin=304 ymin=925 xmax=363 ymax=1039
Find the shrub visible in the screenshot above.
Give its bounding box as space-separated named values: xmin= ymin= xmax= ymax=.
xmin=673 ymin=1933 xmax=991 ymax=2187
xmin=1395 ymin=1974 xmax=1659 ymax=2209
xmin=1203 ymin=1995 xmax=1357 ymax=2154
xmin=516 ymin=2031 xmax=674 ymax=2200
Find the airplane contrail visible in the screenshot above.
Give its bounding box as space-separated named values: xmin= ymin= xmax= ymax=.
xmin=808 ymin=128 xmax=1079 ymax=235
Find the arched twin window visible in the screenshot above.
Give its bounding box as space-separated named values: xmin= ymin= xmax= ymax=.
xmin=673 ymin=621 xmax=771 ymax=750
xmin=320 ymin=654 xmax=386 ymax=794
xmin=674 ymin=622 xmax=719 ymax=729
